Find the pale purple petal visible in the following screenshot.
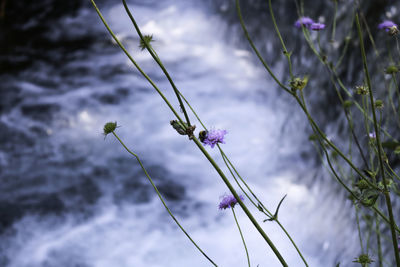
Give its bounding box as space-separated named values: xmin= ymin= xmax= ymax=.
xmin=310 ymin=23 xmax=326 ymax=31
xmin=378 ymin=20 xmax=397 ymax=31
xmin=294 ymin=17 xmax=314 ymax=28
xmin=219 ymin=194 xmax=244 ymax=210
xmin=202 ymin=129 xmax=227 ymax=148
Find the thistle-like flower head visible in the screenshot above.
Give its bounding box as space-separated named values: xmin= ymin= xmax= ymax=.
xmin=294 ymin=17 xmax=314 ymax=28
xmin=378 ymin=20 xmax=398 ymax=32
xmin=219 ymin=194 xmax=244 ymax=210
xmin=201 ymin=129 xmax=227 ymax=148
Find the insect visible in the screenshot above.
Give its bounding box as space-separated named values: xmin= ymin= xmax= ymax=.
xmin=198 ymin=130 xmax=208 ymax=142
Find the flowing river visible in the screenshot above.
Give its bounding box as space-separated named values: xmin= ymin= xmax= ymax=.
xmin=0 ymin=0 xmax=368 ymax=266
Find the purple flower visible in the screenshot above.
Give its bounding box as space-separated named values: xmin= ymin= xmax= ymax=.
xmin=378 ymin=20 xmax=397 ymax=31
xmin=219 ymin=194 xmax=244 ymax=210
xmin=369 ymin=132 xmax=376 ymax=139
xmin=294 ymin=17 xmax=314 ymax=28
xmin=201 ymin=129 xmax=227 ymax=148
xmin=310 ymin=23 xmax=326 ymax=31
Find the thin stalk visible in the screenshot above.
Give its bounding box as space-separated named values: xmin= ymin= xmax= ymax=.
xmin=392 ymin=74 xmax=400 ymax=116
xmin=355 ymin=204 xmax=364 ymax=253
xmin=267 ymin=0 xmax=294 ymax=79
xmin=356 ymin=14 xmax=400 ymax=266
xmin=89 ymin=0 xmax=184 ymax=125
xmin=298 ymin=92 xmax=400 ymax=232
xmin=192 ymin=137 xmax=288 ymax=266
xmin=92 ymin=2 xmax=287 ymax=264
xmin=234 ymin=0 xmax=399 ymax=233
xmin=331 ymin=0 xmax=337 ymax=42
xmin=375 ymin=212 xmax=383 ymax=267
xmin=121 ymin=0 xmax=192 ymax=126
xmin=218 ymin=148 xmax=309 ymax=266
xmin=111 ymin=132 xmax=218 ymax=266
xmin=235 ymin=0 xmax=292 ymax=94
xmin=179 ymin=91 xmax=308 ymax=266
xmin=178 ymin=92 xmax=208 ymax=130
xmin=232 ymin=208 xmax=251 ymax=267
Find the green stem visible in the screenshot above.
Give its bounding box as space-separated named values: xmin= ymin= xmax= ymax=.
xmin=89 ymin=0 xmax=185 ymax=125
xmin=235 ymin=0 xmax=400 ymax=235
xmin=111 ymin=132 xmax=218 ymax=266
xmin=355 ymin=204 xmax=364 ymax=253
xmin=232 ymin=208 xmax=251 ymax=267
xmin=178 ymin=63 xmax=308 ymax=266
xmin=121 ymin=0 xmax=192 ymax=127
xmin=192 ymin=137 xmax=288 ymax=266
xmin=235 ymin=0 xmax=292 ymax=94
xmin=375 ymin=211 xmax=383 ymax=267
xmin=218 ymin=148 xmax=309 ymax=266
xmin=356 ymin=14 xmax=400 ymax=266
xmin=267 ymin=0 xmax=293 ymax=79
xmin=331 ymin=0 xmax=337 ymax=42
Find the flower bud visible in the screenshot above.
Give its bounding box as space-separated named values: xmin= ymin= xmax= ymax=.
xmin=290 ymin=76 xmax=309 ymax=91
xmin=139 ymin=34 xmax=154 ymax=51
xmin=355 ymin=85 xmax=369 ymax=95
xmin=385 ymin=65 xmax=399 ymax=74
xmin=343 ymin=100 xmax=353 ymax=109
xmin=353 ymin=254 xmax=373 ymax=264
xmin=374 ymin=100 xmax=384 ymax=109
xmin=103 ymin=121 xmax=117 ymax=136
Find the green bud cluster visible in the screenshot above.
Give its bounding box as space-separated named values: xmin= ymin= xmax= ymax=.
xmin=356 ymin=179 xmax=369 ymax=191
xmin=290 ymin=76 xmax=309 ymax=91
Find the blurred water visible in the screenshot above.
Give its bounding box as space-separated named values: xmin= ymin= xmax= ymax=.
xmin=0 ymin=0 xmax=363 ymax=266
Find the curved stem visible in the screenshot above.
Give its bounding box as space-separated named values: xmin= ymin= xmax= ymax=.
xmin=178 ymin=89 xmax=307 ymax=265
xmin=192 ymin=137 xmax=288 ymax=266
xmin=267 ymin=0 xmax=294 ymax=79
xmin=218 ymin=148 xmax=309 ymax=266
xmin=89 ymin=0 xmax=185 ymax=125
xmin=331 ymin=0 xmax=338 ymax=42
xmin=112 ymin=132 xmax=218 ymax=266
xmin=235 ymin=0 xmax=292 ymax=94
xmin=232 ymin=208 xmax=251 ymax=267
xmin=121 ymin=0 xmax=192 ymax=126
xmin=356 ymin=14 xmax=400 ymax=266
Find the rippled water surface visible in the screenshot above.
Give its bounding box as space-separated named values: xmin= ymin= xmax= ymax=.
xmin=0 ymin=0 xmax=363 ymax=266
